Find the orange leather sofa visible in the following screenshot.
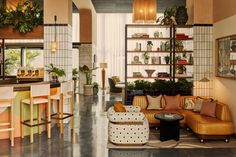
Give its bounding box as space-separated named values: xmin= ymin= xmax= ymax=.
xmin=132 ymin=96 xmax=234 ymax=142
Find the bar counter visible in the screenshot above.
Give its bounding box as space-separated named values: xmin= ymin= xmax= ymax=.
xmin=0 ymin=80 xmax=60 ymax=140
xmin=0 ymin=81 xmax=60 ymax=91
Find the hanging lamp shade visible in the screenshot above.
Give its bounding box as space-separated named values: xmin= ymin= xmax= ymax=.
xmin=133 ymin=0 xmax=157 ymax=23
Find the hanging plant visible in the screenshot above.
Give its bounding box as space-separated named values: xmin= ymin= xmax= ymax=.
xmin=3 ymin=0 xmax=43 ymax=33
xmin=0 ymin=5 xmax=7 ymax=28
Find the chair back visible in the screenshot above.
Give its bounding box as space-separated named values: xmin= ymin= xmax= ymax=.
xmin=0 ymin=87 xmax=14 ymax=99
xmin=60 ymin=81 xmax=73 ymax=94
xmin=31 ymin=84 xmax=50 ymax=97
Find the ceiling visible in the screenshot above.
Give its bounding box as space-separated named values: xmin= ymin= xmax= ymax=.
xmin=91 ymin=0 xmax=186 ymax=13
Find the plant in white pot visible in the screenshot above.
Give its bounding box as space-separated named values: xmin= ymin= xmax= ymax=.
xmin=79 ymin=65 xmax=98 ymax=96
xmin=46 ymin=63 xmax=66 ymax=82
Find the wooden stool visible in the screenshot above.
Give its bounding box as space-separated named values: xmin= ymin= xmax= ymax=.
xmin=20 ymin=84 xmax=51 ymax=143
xmin=51 ymin=81 xmax=74 ymax=134
xmin=0 ymin=87 xmax=14 ymax=146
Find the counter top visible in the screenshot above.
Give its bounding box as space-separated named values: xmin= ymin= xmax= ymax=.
xmin=0 ymin=81 xmax=60 ymax=91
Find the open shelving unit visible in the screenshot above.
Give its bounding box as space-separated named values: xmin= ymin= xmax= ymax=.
xmin=125 ymin=24 xmax=194 ymax=101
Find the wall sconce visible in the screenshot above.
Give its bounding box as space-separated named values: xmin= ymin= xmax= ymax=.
xmin=51 ymin=15 xmax=57 ymax=53
xmin=133 ymin=0 xmax=157 ymax=23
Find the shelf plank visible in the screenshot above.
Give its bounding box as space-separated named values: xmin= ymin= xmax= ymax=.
xmin=127 ymin=76 xmax=193 ymax=79
xmin=176 ymin=37 xmax=193 ymax=40
xmin=127 ymin=50 xmax=193 ymax=53
xmin=127 ymin=76 xmax=170 ymax=79
xmin=126 ymin=24 xmax=171 ymax=28
xmin=127 ymin=37 xmax=171 ymax=40
xmin=127 ymin=64 xmax=193 ymax=66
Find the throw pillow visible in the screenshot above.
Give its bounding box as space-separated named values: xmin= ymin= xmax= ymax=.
xmin=200 ymin=100 xmax=217 ymax=117
xmin=163 ymin=95 xmax=180 ymax=110
xmin=114 ymin=101 xmax=126 ymax=112
xmin=112 ymin=76 xmax=121 ymax=84
xmin=193 ymin=98 xmax=204 ymax=112
xmin=184 ymin=98 xmax=195 ymax=110
xmin=146 ymin=95 xmax=162 ymax=110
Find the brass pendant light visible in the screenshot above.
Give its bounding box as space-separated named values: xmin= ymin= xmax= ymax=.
xmin=133 ymin=0 xmax=157 ymax=23
xmin=51 ymin=16 xmax=57 ymax=53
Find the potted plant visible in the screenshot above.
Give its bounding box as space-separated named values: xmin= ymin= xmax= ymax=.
xmin=93 ymin=82 xmax=99 ymax=95
xmin=164 ymin=55 xmax=170 ymax=64
xmin=46 ymin=63 xmax=66 ymax=82
xmin=156 ymin=7 xmax=176 ymax=25
xmin=146 ymin=41 xmax=153 ymax=51
xmin=175 ymin=6 xmax=188 ymax=25
xmin=79 ymin=65 xmax=98 ymax=96
xmin=142 ymin=52 xmax=150 ymax=64
xmin=175 ymin=40 xmax=184 ymax=51
xmin=175 ymin=65 xmax=187 ymax=74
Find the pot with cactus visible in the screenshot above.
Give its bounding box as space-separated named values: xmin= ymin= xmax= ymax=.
xmin=79 ymin=65 xmax=98 ymax=96
xmin=142 ymin=52 xmax=150 ymax=64
xmin=147 ymin=41 xmax=153 ymax=51
xmin=164 ymin=55 xmax=170 ymax=64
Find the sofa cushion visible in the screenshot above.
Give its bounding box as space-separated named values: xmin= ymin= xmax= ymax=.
xmin=146 ymin=95 xmax=162 ymax=110
xmin=200 ymin=100 xmax=216 ymax=117
xmin=184 ymin=98 xmax=195 ymax=110
xmin=114 ymin=101 xmax=126 ymax=112
xmin=132 ymin=96 xmax=148 ymax=110
xmin=112 ymin=76 xmax=121 ymax=84
xmin=163 ymin=95 xmax=180 ymax=110
xmin=193 ymin=98 xmax=204 ymax=112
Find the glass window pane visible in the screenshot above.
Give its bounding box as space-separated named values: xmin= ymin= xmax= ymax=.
xmin=25 ymin=49 xmax=43 ymax=68
xmin=5 ymin=49 xmax=21 ymax=76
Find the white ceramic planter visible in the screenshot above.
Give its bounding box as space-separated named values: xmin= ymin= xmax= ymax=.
xmin=84 ymin=85 xmax=93 ymax=96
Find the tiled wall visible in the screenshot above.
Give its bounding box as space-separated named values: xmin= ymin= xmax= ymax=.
xmin=44 ymin=25 xmax=72 ymax=81
xmin=79 ymin=44 xmax=93 ymax=93
xmin=193 ymin=26 xmax=214 ymax=97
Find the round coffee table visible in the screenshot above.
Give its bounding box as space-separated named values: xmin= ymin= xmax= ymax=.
xmin=155 ymin=113 xmax=184 ymax=141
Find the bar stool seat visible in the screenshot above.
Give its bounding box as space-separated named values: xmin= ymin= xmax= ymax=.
xmin=21 ymin=84 xmax=51 ymax=144
xmin=0 ymin=87 xmax=14 ymax=147
xmin=22 ymin=98 xmax=49 ymax=104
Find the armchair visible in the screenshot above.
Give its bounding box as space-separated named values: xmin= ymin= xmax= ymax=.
xmin=107 ymin=106 xmax=149 ymax=145
xmin=108 ymin=78 xmax=122 ymax=93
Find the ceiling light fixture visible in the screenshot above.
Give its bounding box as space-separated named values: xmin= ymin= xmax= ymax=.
xmin=51 ymin=15 xmax=57 ymax=53
xmin=133 ymin=0 xmax=157 ymax=23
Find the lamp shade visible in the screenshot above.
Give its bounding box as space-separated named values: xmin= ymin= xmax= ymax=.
xmin=51 ymin=41 xmax=57 ymax=52
xmin=199 ymin=77 xmax=210 ymax=82
xmin=100 ymin=63 xmax=107 ymax=69
xmin=133 ymin=0 xmax=157 ymax=23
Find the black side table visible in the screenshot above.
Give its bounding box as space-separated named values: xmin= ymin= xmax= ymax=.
xmin=155 ymin=113 xmax=184 ymax=142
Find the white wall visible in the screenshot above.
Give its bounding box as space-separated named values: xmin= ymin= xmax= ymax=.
xmin=214 ymin=14 xmax=236 ymax=132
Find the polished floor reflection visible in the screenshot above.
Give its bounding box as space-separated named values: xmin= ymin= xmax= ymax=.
xmin=1 ymin=91 xmax=236 ymax=157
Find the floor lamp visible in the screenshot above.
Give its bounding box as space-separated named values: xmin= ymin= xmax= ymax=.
xmin=100 ymin=63 xmax=107 ymax=90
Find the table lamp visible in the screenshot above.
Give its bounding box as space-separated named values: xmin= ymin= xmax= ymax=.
xmin=100 ymin=63 xmax=107 ymax=89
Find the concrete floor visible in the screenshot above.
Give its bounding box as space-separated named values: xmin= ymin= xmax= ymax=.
xmin=0 ymin=91 xmax=236 ymax=157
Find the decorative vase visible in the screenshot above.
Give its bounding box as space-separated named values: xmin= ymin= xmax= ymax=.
xmin=164 ymin=57 xmax=170 ymax=64
xmin=151 ymin=56 xmax=157 ymax=64
xmin=175 ymin=6 xmax=188 ymax=25
xmin=145 ymin=69 xmax=155 ymax=77
xmin=147 ymin=45 xmax=152 ymax=51
xmin=144 ymin=59 xmax=149 ymax=64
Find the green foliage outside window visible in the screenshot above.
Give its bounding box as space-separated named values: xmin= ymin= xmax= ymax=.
xmin=4 ymin=49 xmax=40 ymax=75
